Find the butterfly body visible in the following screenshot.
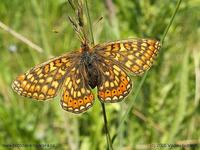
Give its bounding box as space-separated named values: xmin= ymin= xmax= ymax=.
xmin=80 ymin=50 xmax=100 ymax=89
xmin=12 ymin=39 xmax=161 ymax=114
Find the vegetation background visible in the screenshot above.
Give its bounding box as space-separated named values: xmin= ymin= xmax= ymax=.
xmin=0 ymin=0 xmax=199 ymax=149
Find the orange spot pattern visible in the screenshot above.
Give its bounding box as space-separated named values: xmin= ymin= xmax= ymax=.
xmin=62 ymin=91 xmax=94 ymax=113
xmin=12 ymin=55 xmax=75 ymax=101
xmin=98 ymin=75 xmax=131 ymax=102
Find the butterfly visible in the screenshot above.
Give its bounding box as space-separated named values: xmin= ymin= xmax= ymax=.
xmin=12 ymin=38 xmax=161 ymax=114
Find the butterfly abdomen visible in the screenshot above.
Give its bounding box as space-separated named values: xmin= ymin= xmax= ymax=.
xmin=86 ymin=63 xmax=99 ymax=89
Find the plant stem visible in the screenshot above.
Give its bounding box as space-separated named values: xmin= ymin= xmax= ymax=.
xmin=112 ymin=72 xmax=148 ymax=143
xmin=161 ymin=0 xmax=182 ymax=45
xmin=101 ymin=103 xmax=113 ymax=150
xmin=0 ymin=21 xmax=43 ymax=53
xmin=111 ymin=0 xmax=183 ymax=144
xmin=85 ymin=0 xmax=95 ymax=45
xmin=85 ymin=0 xmax=113 ymax=149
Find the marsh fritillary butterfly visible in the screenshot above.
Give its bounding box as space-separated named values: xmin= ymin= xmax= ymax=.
xmin=12 ymin=39 xmax=161 ymax=114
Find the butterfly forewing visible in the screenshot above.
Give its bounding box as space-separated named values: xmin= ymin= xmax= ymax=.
xmin=94 ymin=39 xmax=161 ymax=75
xmin=12 ymin=53 xmax=78 ymax=100
xmin=61 ymin=63 xmax=94 ymax=113
xmin=96 ymin=58 xmax=132 ymax=102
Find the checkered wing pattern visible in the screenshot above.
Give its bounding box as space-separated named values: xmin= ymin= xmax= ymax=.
xmin=12 ymin=38 xmax=161 ymax=114
xmin=94 ymin=39 xmax=161 ymax=75
xmin=12 ymin=53 xmax=78 ymax=100
xmin=96 ymin=58 xmax=132 ymax=102
xmin=61 ymin=63 xmax=94 ymax=113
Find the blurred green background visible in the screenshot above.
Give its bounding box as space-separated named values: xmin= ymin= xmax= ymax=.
xmin=0 ymin=0 xmax=199 ymax=149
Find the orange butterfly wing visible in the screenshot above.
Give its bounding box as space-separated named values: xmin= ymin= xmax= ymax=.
xmin=95 ymin=59 xmax=132 ymax=102
xmin=94 ymin=38 xmax=161 ymax=75
xmin=12 ymin=53 xmax=78 ymax=100
xmin=61 ymin=63 xmax=94 ymax=113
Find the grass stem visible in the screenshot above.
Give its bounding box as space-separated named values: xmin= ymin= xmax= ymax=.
xmin=85 ymin=0 xmax=95 ymax=45
xmin=101 ymin=103 xmax=113 ymax=150
xmin=85 ymin=0 xmax=113 ymax=148
xmin=0 ymin=21 xmax=43 ymax=53
xmin=112 ymin=0 xmax=183 ymax=144
xmin=161 ymin=0 xmax=182 ymax=45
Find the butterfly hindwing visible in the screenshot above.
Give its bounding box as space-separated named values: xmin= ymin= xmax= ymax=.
xmin=94 ymin=39 xmax=161 ymax=75
xmin=12 ymin=53 xmax=78 ymax=100
xmin=96 ymin=59 xmax=132 ymax=103
xmin=61 ymin=64 xmax=94 ymax=113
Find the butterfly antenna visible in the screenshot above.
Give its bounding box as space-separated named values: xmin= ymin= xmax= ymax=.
xmin=93 ymin=16 xmax=104 ymax=27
